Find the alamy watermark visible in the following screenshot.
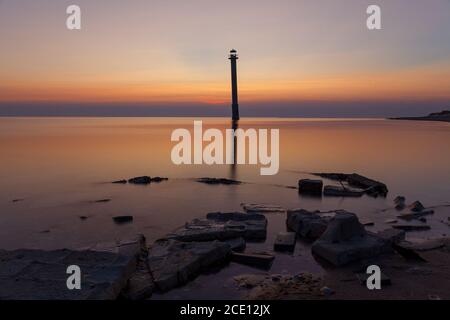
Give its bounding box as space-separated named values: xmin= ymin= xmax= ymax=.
xmin=171 ymin=121 xmax=280 ymax=176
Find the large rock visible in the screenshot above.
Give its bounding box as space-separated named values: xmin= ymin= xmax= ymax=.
xmin=147 ymin=239 xmax=231 ymax=292
xmin=166 ymin=212 xmax=267 ymax=242
xmin=287 ymin=209 xmax=331 ymax=240
xmin=311 ymin=211 xmax=387 ymax=266
xmin=0 ymin=236 xmax=147 ymax=300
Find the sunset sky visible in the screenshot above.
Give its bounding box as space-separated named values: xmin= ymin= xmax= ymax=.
xmin=0 ymin=0 xmax=449 ymax=117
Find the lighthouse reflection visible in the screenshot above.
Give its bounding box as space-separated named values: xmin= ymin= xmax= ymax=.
xmin=229 ymin=119 xmax=238 ymax=179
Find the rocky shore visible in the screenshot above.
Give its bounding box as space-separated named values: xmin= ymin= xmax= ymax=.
xmin=2 ymin=173 xmax=449 ymax=300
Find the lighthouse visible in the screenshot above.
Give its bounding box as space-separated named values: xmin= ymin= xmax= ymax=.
xmin=229 ymin=49 xmax=240 ymax=120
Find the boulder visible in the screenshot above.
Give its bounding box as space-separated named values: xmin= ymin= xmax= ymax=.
xmin=298 ymin=179 xmax=323 ymax=195
xmin=113 ymin=215 xmax=134 ymax=224
xmin=286 ymin=209 xmax=330 ymax=240
xmin=311 ymin=211 xmax=388 ymax=266
xmin=147 ymin=239 xmax=231 ymax=292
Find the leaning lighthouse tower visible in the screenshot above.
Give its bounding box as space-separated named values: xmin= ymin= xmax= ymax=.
xmin=229 ymin=49 xmax=240 ymax=121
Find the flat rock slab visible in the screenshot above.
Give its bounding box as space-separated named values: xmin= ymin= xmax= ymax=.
xmin=323 ymin=186 xmax=363 ymax=197
xmin=311 ymin=212 xmax=388 ymax=266
xmin=0 ymin=248 xmax=138 ymax=300
xmin=241 ymin=203 xmax=285 ymax=213
xmin=287 ymin=209 xmax=331 ymax=240
xmin=166 ymin=212 xmax=267 ymax=242
xmin=148 ymin=239 xmax=231 ymax=292
xmin=274 ymin=232 xmax=296 ymax=252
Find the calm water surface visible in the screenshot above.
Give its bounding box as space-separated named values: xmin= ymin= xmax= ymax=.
xmin=0 ymin=117 xmax=449 ymax=252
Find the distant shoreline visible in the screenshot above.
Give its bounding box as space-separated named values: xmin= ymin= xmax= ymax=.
xmin=389 ymin=110 xmax=450 ymax=123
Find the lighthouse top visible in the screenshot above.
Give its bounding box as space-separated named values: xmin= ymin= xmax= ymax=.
xmin=229 ymin=49 xmax=238 ymax=59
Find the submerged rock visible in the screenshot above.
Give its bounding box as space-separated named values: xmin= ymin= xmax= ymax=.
xmin=196 ymin=177 xmax=241 ymax=185
xmin=231 ymin=252 xmax=275 ymax=270
xmin=392 ymin=224 xmax=431 ymax=231
xmin=112 ymin=180 xmax=127 ymax=184
xmin=147 ymin=239 xmax=231 ymax=292
xmin=286 ymin=209 xmax=331 ymax=240
xmin=166 ymin=212 xmax=267 ymax=242
xmin=127 ymin=176 xmax=168 ymax=185
xmin=311 ymin=211 xmax=388 ymax=266
xmin=113 ymin=216 xmax=134 ymax=224
xmin=298 ymin=179 xmax=323 ymax=195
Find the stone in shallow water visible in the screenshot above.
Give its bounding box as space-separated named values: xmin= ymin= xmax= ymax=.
xmin=311 ymin=211 xmax=388 ymax=266
xmin=298 ymin=179 xmax=323 ymax=195
xmin=147 ymin=239 xmax=231 ymax=292
xmin=274 ymin=232 xmax=296 ymax=252
xmin=196 ymin=177 xmax=241 ymax=185
xmin=286 ymin=209 xmax=330 ymax=240
xmin=166 ymin=212 xmax=267 ymax=242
